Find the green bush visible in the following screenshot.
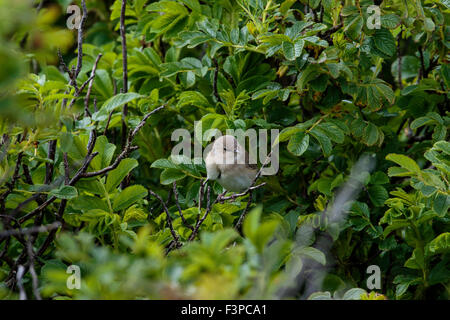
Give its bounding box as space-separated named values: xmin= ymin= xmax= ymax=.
xmin=0 ymin=0 xmax=448 ymax=300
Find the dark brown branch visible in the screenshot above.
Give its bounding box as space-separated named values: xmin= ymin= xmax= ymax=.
xmin=67 ymin=53 xmax=102 ymax=110
xmin=234 ymin=191 xmax=253 ymax=231
xmin=82 ymin=105 xmax=164 ymax=178
xmin=74 ymin=0 xmax=87 ymax=79
xmin=418 ymin=46 xmax=426 ymax=82
xmin=44 ymin=140 xmax=57 ymax=185
xmin=22 ymin=164 xmax=33 ymax=185
xmin=321 ymin=22 xmax=343 ymax=38
xmin=57 ymin=49 xmax=73 ymax=82
xmin=103 ymin=110 xmax=113 ymax=135
xmin=173 ymin=182 xmax=194 ymax=231
xmin=212 ymin=58 xmax=222 ymax=103
xmin=120 ymin=0 xmax=129 ymax=150
xmin=63 ymin=153 xmax=70 ymax=185
xmin=219 ymin=183 xmax=266 ymax=201
xmin=397 ymin=29 xmax=403 ymax=90
xmin=188 ymin=185 xmax=212 ymax=241
xmin=148 ymin=189 xmax=181 ymax=247
xmin=84 ymin=53 xmax=103 ymax=116
xmin=18 ymin=152 xmax=99 ymax=223
xmin=0 ymin=222 xmax=61 ymax=239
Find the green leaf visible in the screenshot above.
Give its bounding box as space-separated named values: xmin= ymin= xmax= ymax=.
xmin=372 ymin=28 xmax=396 ymax=57
xmin=310 ymin=127 xmax=332 ymax=156
xmin=160 ymin=168 xmax=186 ymax=185
xmin=113 ymin=185 xmax=148 ymax=211
xmin=49 ymin=186 xmax=78 ymax=200
xmin=243 ymin=207 xmax=279 ymax=253
xmin=296 ymin=247 xmax=326 ymax=265
xmin=91 ymin=136 xmax=116 ymax=171
xmin=177 ymin=91 xmax=211 ymax=109
xmin=429 ymin=233 xmax=450 ymax=254
xmin=381 ymin=14 xmax=401 ymax=29
xmin=433 ymin=193 xmax=450 ymax=217
xmin=123 ymin=205 xmax=147 ymax=222
xmin=287 ymin=132 xmax=309 ymax=156
xmin=101 ymin=92 xmax=143 ymax=114
xmin=151 ymin=158 xmax=179 ymax=170
xmin=383 ymin=220 xmax=410 ymax=237
xmin=386 ymin=154 xmax=421 ymax=174
xmin=368 ymin=185 xmax=388 ymax=207
xmin=105 ymin=159 xmax=139 ymax=193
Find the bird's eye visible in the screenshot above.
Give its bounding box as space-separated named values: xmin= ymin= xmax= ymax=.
xmin=223 ymin=147 xmax=227 ymax=151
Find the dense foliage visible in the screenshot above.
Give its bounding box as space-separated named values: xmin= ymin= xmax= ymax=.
xmin=0 ymin=0 xmax=449 ymax=300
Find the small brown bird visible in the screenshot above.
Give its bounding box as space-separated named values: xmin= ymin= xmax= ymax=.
xmin=205 ymin=135 xmax=258 ymax=192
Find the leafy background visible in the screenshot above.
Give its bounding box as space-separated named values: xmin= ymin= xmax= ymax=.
xmin=0 ymin=0 xmax=449 ymax=300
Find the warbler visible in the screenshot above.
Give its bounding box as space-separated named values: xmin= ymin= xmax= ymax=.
xmin=205 ymin=135 xmax=258 ymax=192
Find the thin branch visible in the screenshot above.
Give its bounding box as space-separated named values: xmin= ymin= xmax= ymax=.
xmin=172 ymin=182 xmax=194 ymax=231
xmin=218 ymin=183 xmax=266 ymax=201
xmin=84 ymin=53 xmax=103 ymax=117
xmin=18 ymin=152 xmax=99 ymax=223
xmin=82 ymin=106 xmax=164 ymax=178
xmin=120 ymin=0 xmax=129 ymax=149
xmin=197 ymin=179 xmax=206 ymax=223
xmin=57 ymin=49 xmax=73 ymax=82
xmin=148 ymin=189 xmax=181 ymax=247
xmin=212 ymin=58 xmax=222 ymax=103
xmin=74 ymin=0 xmax=87 ymax=79
xmin=63 ymin=152 xmax=70 ymax=185
xmin=235 ymin=190 xmax=253 ymax=230
xmin=397 ymin=29 xmax=403 ymax=90
xmin=418 ymin=46 xmax=426 ymax=82
xmin=103 ymin=110 xmax=113 ymax=135
xmin=188 ymin=186 xmax=212 ymax=241
xmin=44 ymin=140 xmax=57 ymax=185
xmin=0 ymin=222 xmax=61 ymax=239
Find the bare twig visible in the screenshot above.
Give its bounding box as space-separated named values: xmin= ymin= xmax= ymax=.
xmin=74 ymin=0 xmax=88 ymax=79
xmin=63 ymin=153 xmax=70 ymax=184
xmin=212 ymin=58 xmax=222 ymax=103
xmin=18 ymin=152 xmax=99 ymax=223
xmin=220 ymin=183 xmax=266 ymax=201
xmin=82 ymin=106 xmax=165 ymax=178
xmin=397 ymin=29 xmax=403 ymax=89
xmin=103 ymin=110 xmax=114 ymax=135
xmin=148 ymin=189 xmax=181 ymax=247
xmin=418 ymin=46 xmax=426 ymax=82
xmin=84 ymin=53 xmax=103 ymax=116
xmin=173 ymin=182 xmax=194 ymax=231
xmin=188 ymin=186 xmax=212 ymax=241
xmin=234 ymin=191 xmax=253 ymax=230
xmin=0 ymin=222 xmax=61 ymax=239
xmin=44 ymin=140 xmax=57 ymax=185
xmin=120 ymin=0 xmax=129 ymax=150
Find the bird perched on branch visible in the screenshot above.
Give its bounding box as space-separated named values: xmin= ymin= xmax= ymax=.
xmin=205 ymin=135 xmax=258 ymax=192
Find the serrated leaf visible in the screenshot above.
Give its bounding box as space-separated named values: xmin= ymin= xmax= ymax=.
xmin=287 ymin=132 xmax=309 ymax=156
